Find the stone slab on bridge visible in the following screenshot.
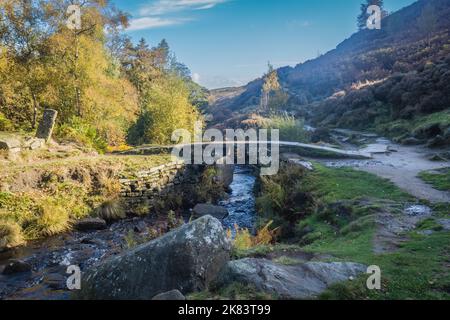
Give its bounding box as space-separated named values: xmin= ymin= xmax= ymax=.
xmin=123 ymin=141 xmax=374 ymax=161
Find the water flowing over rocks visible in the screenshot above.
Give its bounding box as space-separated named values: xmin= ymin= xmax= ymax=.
xmin=79 ymin=215 xmax=231 ymax=300
xmin=214 ymin=258 xmax=367 ymax=299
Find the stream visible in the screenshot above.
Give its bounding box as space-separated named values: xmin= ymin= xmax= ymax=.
xmin=2 ymin=129 xmax=445 ymax=300
xmin=220 ymin=166 xmax=257 ymax=233
xmin=0 ymin=165 xmax=258 ymax=300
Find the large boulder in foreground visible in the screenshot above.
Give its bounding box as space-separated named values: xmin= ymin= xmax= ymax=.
xmin=79 ymin=215 xmax=231 ymax=300
xmin=215 ymin=258 xmax=366 ymax=299
xmin=193 ymin=204 xmax=229 ymax=220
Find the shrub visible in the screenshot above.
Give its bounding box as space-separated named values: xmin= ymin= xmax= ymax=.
xmin=0 ymin=112 xmax=13 ymax=131
xmin=257 ymin=165 xmax=317 ymax=224
xmin=230 ymin=221 xmax=279 ymax=251
xmin=32 ymin=199 xmax=70 ymax=237
xmin=194 ymin=167 xmax=225 ymax=204
xmin=96 ymin=199 xmax=126 ymax=222
xmin=0 ymin=219 xmax=25 ymax=250
xmin=262 ymin=115 xmax=308 ymax=143
xmin=55 ymin=117 xmax=108 ymax=153
xmin=127 ymin=75 xmax=203 ymax=146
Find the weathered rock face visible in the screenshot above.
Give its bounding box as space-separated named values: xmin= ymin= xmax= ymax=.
xmin=214 ymin=258 xmax=366 ymax=300
xmin=36 ymin=109 xmax=58 ymax=142
xmin=193 ymin=204 xmax=229 ymax=220
xmin=79 ymin=215 xmax=231 ymax=300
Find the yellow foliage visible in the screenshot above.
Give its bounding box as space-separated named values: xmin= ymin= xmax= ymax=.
xmin=0 ymin=218 xmax=25 ymax=250
xmin=230 ymin=221 xmax=279 ymax=251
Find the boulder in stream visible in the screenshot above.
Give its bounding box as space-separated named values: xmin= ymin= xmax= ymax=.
xmin=74 ymin=218 xmax=107 ymax=232
xmin=79 ymin=215 xmax=231 ymax=300
xmin=2 ymin=259 xmax=32 ymax=275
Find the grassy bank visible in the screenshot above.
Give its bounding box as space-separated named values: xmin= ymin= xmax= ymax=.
xmin=0 ymin=154 xmax=171 ymax=250
xmin=418 ymin=168 xmax=450 ymax=191
xmin=231 ymin=163 xmax=450 ymax=300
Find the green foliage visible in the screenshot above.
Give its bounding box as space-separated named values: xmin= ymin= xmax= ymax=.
xmin=256 ymin=164 xmax=318 ymax=238
xmin=0 ymin=112 xmax=13 ymax=131
xmin=96 ymin=199 xmax=126 ymax=222
xmin=0 ymin=1 xmax=204 ymax=150
xmin=31 ymin=198 xmax=70 ymax=237
xmin=194 ymin=167 xmax=225 ymax=204
xmin=55 ymin=117 xmax=108 ymax=153
xmin=0 ymin=218 xmax=25 ymax=250
xmin=305 ymin=164 xmax=413 ymax=203
xmin=262 ymin=115 xmax=308 ymax=143
xmin=418 ymin=168 xmax=450 ymax=191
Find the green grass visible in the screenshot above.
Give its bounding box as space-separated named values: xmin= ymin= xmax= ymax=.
xmin=252 ymin=162 xmax=450 ymax=300
xmin=318 ymin=231 xmax=450 ymax=300
xmin=0 ymin=154 xmax=172 ymax=249
xmin=262 ymin=115 xmax=308 ymax=143
xmin=418 ymin=168 xmax=450 ymax=191
xmin=413 ymin=110 xmax=450 ymax=133
xmin=306 ymin=164 xmax=414 ymax=203
xmin=376 ymin=110 xmax=450 ymax=141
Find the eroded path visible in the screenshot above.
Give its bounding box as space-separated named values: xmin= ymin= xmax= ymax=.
xmin=323 ymin=136 xmax=450 ymax=203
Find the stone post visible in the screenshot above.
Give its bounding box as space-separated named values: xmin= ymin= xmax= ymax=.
xmin=36 ymin=109 xmax=58 ymax=142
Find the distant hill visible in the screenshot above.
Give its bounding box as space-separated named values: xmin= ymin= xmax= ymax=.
xmin=211 ymin=1 xmax=448 ymax=130
xmin=210 ymin=0 xmax=450 ymax=145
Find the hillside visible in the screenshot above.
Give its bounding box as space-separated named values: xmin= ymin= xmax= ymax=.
xmin=210 ymin=0 xmax=450 ymax=144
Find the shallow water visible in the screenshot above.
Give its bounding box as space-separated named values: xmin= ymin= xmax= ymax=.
xmin=220 ymin=166 xmax=257 ymax=232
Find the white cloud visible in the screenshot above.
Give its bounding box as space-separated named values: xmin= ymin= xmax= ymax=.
xmin=140 ymin=0 xmax=228 ymax=16
xmin=127 ymin=17 xmax=191 ymax=30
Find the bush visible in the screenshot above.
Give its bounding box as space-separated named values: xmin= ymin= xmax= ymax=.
xmin=55 ymin=117 xmax=108 ymax=153
xmin=96 ymin=199 xmax=126 ymax=222
xmin=127 ymin=75 xmax=202 ymax=146
xmin=229 ymin=221 xmax=279 ymax=251
xmin=262 ymin=115 xmax=308 ymax=143
xmin=0 ymin=219 xmax=25 ymax=250
xmin=257 ymin=164 xmax=318 ymax=233
xmin=31 ymin=199 xmax=70 ymax=237
xmin=0 ymin=112 xmax=13 ymax=131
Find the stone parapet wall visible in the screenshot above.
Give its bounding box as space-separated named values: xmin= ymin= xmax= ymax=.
xmin=118 ymin=160 xmax=204 ymax=209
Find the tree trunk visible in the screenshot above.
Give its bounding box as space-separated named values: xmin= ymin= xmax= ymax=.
xmin=75 ymin=33 xmax=81 ymax=117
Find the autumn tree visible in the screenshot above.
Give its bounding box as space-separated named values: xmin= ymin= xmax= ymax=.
xmin=260 ymin=62 xmax=281 ymax=113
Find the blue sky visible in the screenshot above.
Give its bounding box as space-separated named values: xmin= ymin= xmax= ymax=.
xmin=113 ymin=0 xmax=417 ymax=89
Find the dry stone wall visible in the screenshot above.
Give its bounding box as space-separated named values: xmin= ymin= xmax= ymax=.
xmin=118 ymin=160 xmax=204 ymax=210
